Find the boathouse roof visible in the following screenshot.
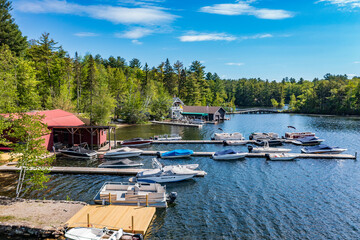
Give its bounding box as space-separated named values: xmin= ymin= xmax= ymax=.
xmin=182 ymin=106 xmax=225 ymax=114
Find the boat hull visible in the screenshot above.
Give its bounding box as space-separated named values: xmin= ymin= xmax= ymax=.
xmin=223 ymin=140 xmax=247 ymax=146
xmin=266 ymin=153 xmax=299 ymax=161
xmin=301 ymin=149 xmax=346 ymax=154
xmin=160 ymin=154 xmax=192 ymax=159
xmin=104 ymin=152 xmax=142 ymax=158
xmin=60 ymin=152 xmax=97 ymax=159
xmin=121 ymin=142 xmax=152 ymax=147
xmin=136 ymin=174 xmax=196 ymax=183
xmin=212 ymin=153 xmax=247 ymax=160
xmin=251 ymin=148 xmax=291 ymax=153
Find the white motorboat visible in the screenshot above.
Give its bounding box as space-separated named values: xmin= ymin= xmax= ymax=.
xmin=284 ymin=132 xmax=316 ymax=139
xmin=265 ymin=153 xmax=299 ymax=161
xmin=212 ymin=132 xmax=244 ymax=140
xmin=223 ymin=140 xmax=248 ymax=146
xmin=292 ymin=136 xmax=324 ymax=146
xmin=249 ymin=132 xmax=279 ymax=140
xmin=153 ymin=134 xmax=182 ymax=141
xmin=65 ymin=227 xmax=143 ymax=240
xmin=103 ymin=147 xmax=142 ymax=159
xmin=152 ymin=158 xmax=199 ymax=170
xmin=98 ymin=159 xmax=143 ymax=168
xmin=248 ymin=142 xmax=291 ymax=153
xmin=58 ymin=143 xmax=97 ymax=159
xmin=212 ymin=149 xmax=247 ymax=160
xmin=301 ymin=144 xmax=347 ymax=154
xmin=93 ymin=182 xmax=176 ymax=208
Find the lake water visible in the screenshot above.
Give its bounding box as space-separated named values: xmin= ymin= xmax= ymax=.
xmin=1 ymin=113 xmax=360 ymax=239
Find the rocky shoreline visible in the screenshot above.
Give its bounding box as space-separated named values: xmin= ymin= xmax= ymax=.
xmin=0 ymin=196 xmax=87 ymax=239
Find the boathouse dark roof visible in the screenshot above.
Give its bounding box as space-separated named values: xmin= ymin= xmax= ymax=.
xmin=182 ymin=106 xmax=225 ymax=114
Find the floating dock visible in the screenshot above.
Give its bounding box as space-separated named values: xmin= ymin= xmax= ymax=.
xmin=66 ymin=205 xmax=156 ymax=235
xmin=141 ymin=151 xmax=356 ymax=159
xmin=0 ymin=165 xmax=207 ymax=176
xmin=151 ymin=120 xmax=202 ymax=128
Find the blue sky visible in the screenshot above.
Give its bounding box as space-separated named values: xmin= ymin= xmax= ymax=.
xmin=11 ymin=0 xmax=360 ymax=80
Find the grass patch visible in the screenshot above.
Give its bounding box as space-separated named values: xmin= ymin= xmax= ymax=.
xmin=0 ymin=215 xmax=16 ymax=222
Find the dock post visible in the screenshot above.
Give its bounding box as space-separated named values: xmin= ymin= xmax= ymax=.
xmin=109 ymin=193 xmax=111 ymax=204
xmin=132 ymin=216 xmax=134 ymax=233
xmin=108 ymin=127 xmax=111 ymax=151
xmin=87 ymin=213 xmax=90 ymax=227
xmin=355 ymin=152 xmax=357 ymax=160
xmin=146 ymin=194 xmax=149 ymax=207
xmin=114 ymin=128 xmax=116 ymax=149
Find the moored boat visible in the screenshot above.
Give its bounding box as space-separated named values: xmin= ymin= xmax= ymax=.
xmin=104 ymin=147 xmax=142 ymax=159
xmin=212 ymin=149 xmax=247 ymax=160
xmin=58 ymin=143 xmax=97 ymax=159
xmin=98 ymin=159 xmax=143 ymax=168
xmin=93 ymin=182 xmax=175 ymax=208
xmin=249 ymin=132 xmax=279 ymax=140
xmin=121 ymin=138 xmax=152 ymax=147
xmin=212 ymin=132 xmax=244 ymax=140
xmin=223 ymin=140 xmax=248 ymax=146
xmin=301 ymin=144 xmax=347 ymax=154
xmin=254 ymin=139 xmax=283 ymax=146
xmin=284 ymin=132 xmax=316 ymax=139
xmin=153 ymin=134 xmax=182 ymax=141
xmin=65 ymin=227 xmax=143 ymax=240
xmin=265 ymin=153 xmax=299 ymax=161
xmin=152 ymin=158 xmax=199 ymax=170
xmin=248 ymin=142 xmax=291 ymax=154
xmin=157 ymin=149 xmax=193 ymax=158
xmin=292 ymin=136 xmax=324 ymax=146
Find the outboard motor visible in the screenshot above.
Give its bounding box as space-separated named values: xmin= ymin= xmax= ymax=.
xmin=132 ymin=234 xmax=144 ymax=240
xmin=156 ymin=151 xmax=161 ymax=158
xmin=247 ymin=145 xmax=253 ymax=153
xmin=265 ymin=153 xmax=270 ymax=160
xmin=223 ymin=140 xmax=227 ymax=146
xmin=167 ymin=192 xmax=178 ymax=203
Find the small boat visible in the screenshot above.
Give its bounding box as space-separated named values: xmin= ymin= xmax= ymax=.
xmin=93 ymin=182 xmax=176 ymax=208
xmin=58 ymin=143 xmax=97 ymax=159
xmin=248 ymin=142 xmax=291 ymax=154
xmin=189 ymin=119 xmax=205 ymax=124
xmin=98 ymin=159 xmax=143 ymax=168
xmin=301 ymin=144 xmax=347 ymax=154
xmin=284 ymin=132 xmax=316 ymax=139
xmin=157 ymin=149 xmax=193 ymax=158
xmin=134 ymin=165 xmax=201 ymax=183
xmin=292 ymin=136 xmax=324 ymax=146
xmin=152 ymin=158 xmax=199 ymax=170
xmin=153 ymin=134 xmax=182 ymax=141
xmin=254 ymin=139 xmax=283 ymax=146
xmin=121 ymin=138 xmax=152 ymax=147
xmin=104 ymin=147 xmax=142 ymax=159
xmin=65 ymin=227 xmax=143 ymax=240
xmin=249 ymin=132 xmax=279 ymax=140
xmin=265 ymin=153 xmax=299 ymax=161
xmin=223 ymin=140 xmax=248 ymax=146
xmin=212 ymin=149 xmax=247 ymax=160
xmin=212 ymin=132 xmax=244 ymax=140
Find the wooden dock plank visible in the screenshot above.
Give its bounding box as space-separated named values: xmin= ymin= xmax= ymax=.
xmin=66 ymin=205 xmax=156 ymax=235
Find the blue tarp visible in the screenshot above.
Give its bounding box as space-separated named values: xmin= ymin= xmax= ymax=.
xmin=304 ymin=144 xmax=332 ymax=151
xmin=162 ymin=149 xmax=194 ymax=157
xmin=214 ymin=149 xmax=237 ymax=156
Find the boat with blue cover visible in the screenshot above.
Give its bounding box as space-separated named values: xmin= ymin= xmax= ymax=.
xmin=301 ymin=144 xmax=347 ymax=154
xmin=157 ymin=149 xmax=193 ymax=158
xmin=212 ymin=149 xmax=247 ymax=160
xmin=292 ymin=136 xmax=324 ymax=146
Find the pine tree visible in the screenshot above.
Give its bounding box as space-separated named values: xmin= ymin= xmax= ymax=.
xmin=0 ymin=0 xmax=27 ymax=55
xmin=163 ymin=58 xmax=177 ymax=96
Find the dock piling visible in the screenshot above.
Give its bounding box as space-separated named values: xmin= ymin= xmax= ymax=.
xmin=132 ymin=216 xmax=134 ymax=233
xmin=146 ymin=194 xmax=149 ymax=207
xmin=87 ymin=213 xmax=90 ymax=227
xmin=109 ymin=193 xmax=111 ymax=204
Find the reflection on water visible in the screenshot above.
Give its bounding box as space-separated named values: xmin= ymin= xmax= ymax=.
xmin=1 ymin=113 xmax=360 ymax=239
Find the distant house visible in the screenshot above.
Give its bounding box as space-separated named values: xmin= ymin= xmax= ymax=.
xmin=170 ymin=97 xmax=184 ymax=119
xmin=182 ymin=106 xmax=226 ymax=122
xmin=3 ymin=109 xmax=113 ymax=151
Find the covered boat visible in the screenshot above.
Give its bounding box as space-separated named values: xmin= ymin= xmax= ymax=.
xmin=292 ymin=136 xmax=324 ymax=146
xmin=248 ymin=142 xmax=291 ymax=154
xmin=284 ymin=132 xmax=316 ymax=139
xmin=59 ymin=143 xmax=97 ymax=159
xmin=98 ymin=159 xmax=143 ymax=168
xmin=254 ymin=139 xmax=283 ymax=146
xmin=135 ymin=165 xmax=201 ymax=183
xmin=93 ymin=182 xmax=175 ymax=208
xmin=121 ymin=138 xmax=152 ymax=147
xmin=158 ymin=149 xmax=193 ymax=158
xmin=301 ymin=144 xmax=347 ymax=154
xmin=249 ymin=132 xmax=279 ymax=140
xmin=152 ymin=158 xmax=199 ymax=170
xmin=65 ymin=227 xmax=143 ymax=240
xmin=153 ymin=134 xmax=182 ymax=141
xmin=223 ymin=140 xmax=248 ymax=146
xmin=104 ymin=147 xmax=142 ymax=159
xmin=212 ymin=149 xmax=247 ymax=160
xmin=265 ymin=153 xmax=299 ymax=161
xmin=212 ymin=132 xmax=244 ymax=140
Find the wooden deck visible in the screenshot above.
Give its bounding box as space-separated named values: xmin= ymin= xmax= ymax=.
xmin=141 ymin=151 xmax=356 ymax=159
xmin=0 ymin=165 xmax=207 ymax=176
xmin=66 ymin=205 xmax=156 ymax=235
xmin=151 ymin=120 xmax=203 ymax=128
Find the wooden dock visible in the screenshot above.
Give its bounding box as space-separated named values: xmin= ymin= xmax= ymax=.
xmin=153 ymin=140 xmax=224 ymax=144
xmin=141 ymin=151 xmax=356 ymax=159
xmin=228 ymin=109 xmax=281 ymax=114
xmin=0 ymin=165 xmax=207 ymax=176
xmin=66 ymin=205 xmax=156 ymax=235
xmin=151 ymin=120 xmax=203 ymax=128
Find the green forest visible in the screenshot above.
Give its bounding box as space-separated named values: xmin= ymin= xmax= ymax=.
xmin=1 ymin=0 xmax=360 ymax=125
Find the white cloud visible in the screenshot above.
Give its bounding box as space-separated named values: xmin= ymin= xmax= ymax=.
xmin=132 ymin=39 xmax=143 ymax=45
xmin=74 ymin=32 xmax=98 ymax=37
xmin=200 ymin=1 xmax=294 ymax=20
xmin=116 ymin=27 xmax=154 ymax=39
xmin=241 ymin=33 xmax=273 ymax=39
xmin=15 ymin=0 xmax=177 ymax=25
xmin=347 ymin=73 xmax=357 ymax=78
xmin=354 ymin=61 xmax=360 ymax=64
xmin=179 ymin=33 xmax=236 ymax=42
xmin=226 ymin=62 xmax=244 ymax=66
xmin=316 ymin=0 xmax=360 ymax=8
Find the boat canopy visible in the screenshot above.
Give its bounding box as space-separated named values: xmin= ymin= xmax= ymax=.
xmin=161 ymin=149 xmax=194 ymax=157
xmin=305 ymin=144 xmax=332 ymax=150
xmin=181 ymin=112 xmax=208 ymax=116
xmin=214 ymin=149 xmax=237 ymax=156
xmin=297 ymin=136 xmax=319 ymax=142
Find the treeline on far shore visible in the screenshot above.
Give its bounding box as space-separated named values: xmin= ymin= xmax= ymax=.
xmin=2 ymin=0 xmax=360 ymax=126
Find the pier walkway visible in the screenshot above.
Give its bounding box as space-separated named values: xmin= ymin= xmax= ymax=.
xmin=66 ymin=205 xmax=155 ymax=235
xmin=151 ymin=120 xmax=202 ymax=128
